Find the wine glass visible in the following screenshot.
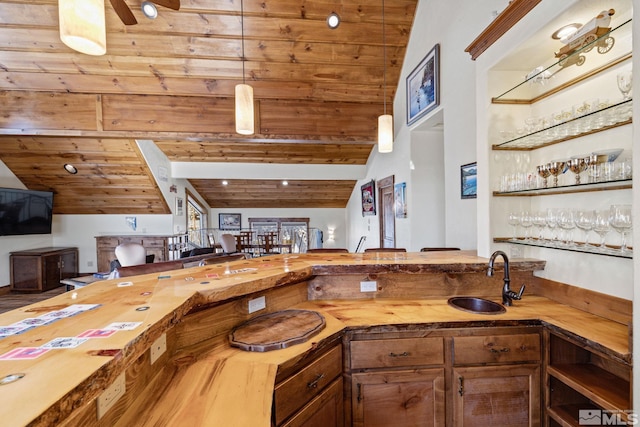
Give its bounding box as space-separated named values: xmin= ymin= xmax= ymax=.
xmin=617 ymin=71 xmax=633 ymax=100
xmin=547 ymin=160 xmax=566 ymax=187
xmin=508 ymin=212 xmax=521 ymax=240
xmin=574 ymin=210 xmax=595 ymax=246
xmin=545 ymin=208 xmax=559 ymax=244
xmin=593 ymin=210 xmax=611 ymax=251
xmin=520 ymin=211 xmax=533 ymax=241
xmin=537 ymin=164 xmax=551 ymax=188
xmin=609 ymin=204 xmax=633 ymax=253
xmin=557 ymin=208 xmax=576 ymax=246
xmin=567 ymin=157 xmax=587 ymax=185
xmin=532 ymin=211 xmax=547 ymax=241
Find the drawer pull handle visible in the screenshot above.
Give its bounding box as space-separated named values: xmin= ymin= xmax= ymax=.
xmin=490 ymin=347 xmax=510 ymax=353
xmin=389 ymin=351 xmax=409 ymax=358
xmin=307 ymin=373 xmax=325 ymax=389
xmin=458 ymin=376 xmax=464 ymax=396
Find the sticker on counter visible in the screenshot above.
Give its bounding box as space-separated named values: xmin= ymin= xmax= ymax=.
xmin=11 ymin=318 xmax=55 ymax=328
xmin=104 ymin=322 xmax=142 ymax=331
xmin=224 ymin=268 xmax=258 ymax=275
xmin=140 ymin=291 xmax=152 ymax=296
xmin=135 ymin=306 xmax=150 ymax=312
xmin=77 ymin=329 xmax=117 ymax=338
xmin=205 ymin=273 xmax=219 ymax=279
xmin=0 ymin=325 xmax=31 ymax=337
xmin=41 ymin=337 xmax=88 ymax=349
xmin=117 ymin=281 xmax=133 ymax=287
xmin=0 ymin=347 xmax=50 ymax=360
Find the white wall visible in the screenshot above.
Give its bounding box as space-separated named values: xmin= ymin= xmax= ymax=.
xmin=211 ymin=208 xmax=347 ymax=250
xmin=345 ymin=0 xmax=507 ymax=251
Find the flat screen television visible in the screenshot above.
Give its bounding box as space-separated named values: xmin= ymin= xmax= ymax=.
xmin=0 ymin=188 xmax=54 ymax=236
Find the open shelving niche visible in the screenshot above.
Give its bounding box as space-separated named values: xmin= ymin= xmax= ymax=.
xmin=488 ymin=11 xmax=633 ymax=260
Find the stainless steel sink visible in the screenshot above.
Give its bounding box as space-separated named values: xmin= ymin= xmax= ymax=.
xmin=447 ymin=297 xmax=506 ymax=315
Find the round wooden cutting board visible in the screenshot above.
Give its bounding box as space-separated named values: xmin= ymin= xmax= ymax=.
xmin=229 ymin=309 xmax=326 ymax=352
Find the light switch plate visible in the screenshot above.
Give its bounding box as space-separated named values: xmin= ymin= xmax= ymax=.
xmin=248 ymin=296 xmax=266 ymax=313
xmin=360 ymin=281 xmax=377 ymax=292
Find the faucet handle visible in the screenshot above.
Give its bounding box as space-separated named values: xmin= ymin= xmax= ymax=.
xmin=515 ymin=284 xmax=525 ymax=300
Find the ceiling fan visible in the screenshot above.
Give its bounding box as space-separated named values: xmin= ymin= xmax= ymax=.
xmin=109 ymin=0 xmax=180 ymax=25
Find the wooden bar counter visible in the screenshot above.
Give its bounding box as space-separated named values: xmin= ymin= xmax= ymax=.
xmin=0 ymin=251 xmax=630 ymax=426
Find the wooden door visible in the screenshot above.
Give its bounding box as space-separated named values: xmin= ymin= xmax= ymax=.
xmin=452 ymin=364 xmax=540 ymax=426
xmin=59 ymin=249 xmax=78 ymax=280
xmin=377 ymin=176 xmax=395 ymax=248
xmin=352 ymin=369 xmax=445 ymax=427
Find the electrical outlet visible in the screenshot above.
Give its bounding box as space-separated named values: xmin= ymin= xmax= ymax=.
xmin=150 ymin=333 xmax=167 ymax=365
xmin=87 ymin=261 xmax=94 ymax=267
xmin=97 ymin=372 xmax=126 ymax=419
xmin=360 ymin=281 xmax=377 ymax=292
xmin=248 ymin=296 xmax=266 ymax=314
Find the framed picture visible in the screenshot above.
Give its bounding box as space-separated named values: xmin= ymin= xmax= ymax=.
xmin=361 ymin=180 xmax=376 ymax=216
xmin=394 ymin=182 xmax=407 ymax=218
xmin=406 ymin=44 xmax=440 ymax=125
xmin=175 ymin=197 xmax=184 ymax=216
xmin=461 ymin=162 xmax=477 ymax=199
xmin=219 ymin=213 xmax=241 ymax=230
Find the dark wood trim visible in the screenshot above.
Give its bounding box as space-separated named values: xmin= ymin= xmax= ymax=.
xmin=465 ymin=0 xmax=541 ymax=60
xmin=377 ymin=175 xmax=395 ymax=248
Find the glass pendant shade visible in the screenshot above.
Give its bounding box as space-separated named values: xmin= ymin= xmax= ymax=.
xmin=59 ymin=0 xmax=107 ymax=56
xmin=378 ymin=114 xmax=393 ymax=153
xmin=235 ymin=83 xmax=254 ymax=135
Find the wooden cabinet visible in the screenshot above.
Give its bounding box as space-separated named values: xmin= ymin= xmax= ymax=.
xmin=545 ymin=330 xmax=631 ymax=426
xmin=451 ymin=331 xmax=541 ymax=427
xmin=95 ymin=234 xmax=187 ymax=271
xmin=10 ymin=247 xmax=78 ymax=293
xmin=273 ymin=344 xmax=343 ymax=427
xmin=347 ymin=334 xmax=446 ymax=427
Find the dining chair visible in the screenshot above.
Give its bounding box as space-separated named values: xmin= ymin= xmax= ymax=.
xmin=364 ymin=248 xmax=407 ymax=252
xmin=420 ymin=247 xmax=461 ymax=252
xmin=220 ymin=234 xmax=238 ymax=254
xmin=235 ymin=231 xmax=254 ymax=256
xmin=306 ymin=248 xmax=349 ymax=253
xmin=259 ymin=232 xmax=280 ymax=256
xmin=114 ymin=242 xmax=147 ymax=267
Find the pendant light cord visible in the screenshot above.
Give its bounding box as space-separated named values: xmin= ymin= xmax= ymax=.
xmin=382 ymin=0 xmax=387 ymax=115
xmin=241 ymin=0 xmax=246 ymax=85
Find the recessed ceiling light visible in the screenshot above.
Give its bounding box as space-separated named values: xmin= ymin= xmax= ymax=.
xmin=141 ymin=1 xmax=158 ymax=19
xmin=551 ymin=23 xmax=582 ymax=41
xmin=282 ymin=180 xmax=288 ymax=186
xmin=222 ymin=180 xmax=228 ymax=186
xmin=327 ymin=12 xmax=340 ymax=29
xmin=64 ymin=164 xmax=78 ymax=174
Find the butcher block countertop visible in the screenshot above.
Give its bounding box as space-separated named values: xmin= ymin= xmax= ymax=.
xmin=0 ymin=251 xmax=630 ymax=426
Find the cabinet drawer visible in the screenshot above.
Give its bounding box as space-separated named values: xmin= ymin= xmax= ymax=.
xmin=273 ymin=345 xmax=342 ymax=426
xmin=453 ymin=333 xmax=540 ymax=365
xmin=142 ymin=238 xmax=166 ymax=248
xmin=350 ymin=337 xmax=444 ymax=370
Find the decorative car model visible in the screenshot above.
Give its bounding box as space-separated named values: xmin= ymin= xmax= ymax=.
xmin=554 ymin=9 xmax=616 ymax=67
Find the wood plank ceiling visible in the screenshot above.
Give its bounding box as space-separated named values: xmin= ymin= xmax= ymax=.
xmin=0 ymin=0 xmax=417 ymax=213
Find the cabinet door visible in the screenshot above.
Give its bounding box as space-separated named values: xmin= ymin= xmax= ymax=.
xmin=280 ymin=377 xmax=344 ymax=427
xmin=352 ymin=368 xmax=445 ymax=427
xmin=453 ymin=364 xmax=540 ymax=427
xmin=43 ymin=254 xmax=62 ymax=291
xmin=59 ymin=250 xmax=78 ymax=280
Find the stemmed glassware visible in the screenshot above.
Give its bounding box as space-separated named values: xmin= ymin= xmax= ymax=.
xmin=567 ymin=157 xmax=588 ymax=185
xmin=617 ymin=71 xmax=633 ymax=100
xmin=520 ymin=211 xmax=533 ymax=241
xmin=557 ymin=209 xmax=576 ymax=246
xmin=593 ymin=210 xmax=611 ymax=250
xmin=547 ymin=160 xmax=566 ymax=187
xmin=574 ymin=210 xmax=595 ymax=246
xmin=532 ymin=212 xmax=547 ymax=241
xmin=545 ymin=208 xmax=559 ymax=243
xmin=537 ymin=164 xmax=551 ymax=188
xmin=508 ymin=212 xmax=520 ymax=240
xmin=609 ymin=204 xmax=633 ymax=253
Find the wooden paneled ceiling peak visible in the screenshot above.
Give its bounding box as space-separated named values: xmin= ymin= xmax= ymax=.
xmin=0 ymin=0 xmax=417 ymax=212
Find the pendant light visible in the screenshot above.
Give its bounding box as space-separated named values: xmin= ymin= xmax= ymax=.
xmin=377 ymin=0 xmax=393 ymax=153
xmin=58 ymin=0 xmax=107 ymax=56
xmin=235 ymin=0 xmax=255 ymax=135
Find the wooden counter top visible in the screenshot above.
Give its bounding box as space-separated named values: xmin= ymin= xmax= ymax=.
xmin=0 ymin=251 xmax=628 ymax=426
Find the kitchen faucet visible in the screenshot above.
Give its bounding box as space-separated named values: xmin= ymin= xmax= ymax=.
xmin=487 ymin=250 xmax=525 ymax=306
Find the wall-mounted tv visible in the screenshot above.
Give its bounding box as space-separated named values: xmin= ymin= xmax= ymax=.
xmin=0 ymin=188 xmax=54 ymax=236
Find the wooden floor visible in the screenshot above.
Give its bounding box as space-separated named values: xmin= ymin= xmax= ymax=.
xmin=0 ymin=286 xmax=67 ymax=315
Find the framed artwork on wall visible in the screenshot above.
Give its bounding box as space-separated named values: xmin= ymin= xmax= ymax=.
xmin=394 ymin=182 xmax=407 ymax=218
xmin=219 ymin=213 xmax=242 ymax=230
xmin=361 ymin=180 xmax=376 ymax=216
xmin=406 ymin=44 xmax=440 ymax=125
xmin=461 ymin=162 xmax=477 ymax=199
xmin=175 ymin=197 xmax=184 ymax=215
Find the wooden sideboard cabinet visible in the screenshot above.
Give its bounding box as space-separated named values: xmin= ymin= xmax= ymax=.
xmin=10 ymin=247 xmax=78 ymax=293
xmin=95 ymin=234 xmax=187 ymax=272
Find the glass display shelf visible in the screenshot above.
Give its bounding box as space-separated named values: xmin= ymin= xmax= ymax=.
xmin=494 ymin=237 xmax=632 ymax=259
xmin=493 ymin=178 xmax=631 ymax=196
xmin=492 ymin=18 xmax=632 ymax=103
xmin=493 ymin=98 xmax=632 ymax=150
